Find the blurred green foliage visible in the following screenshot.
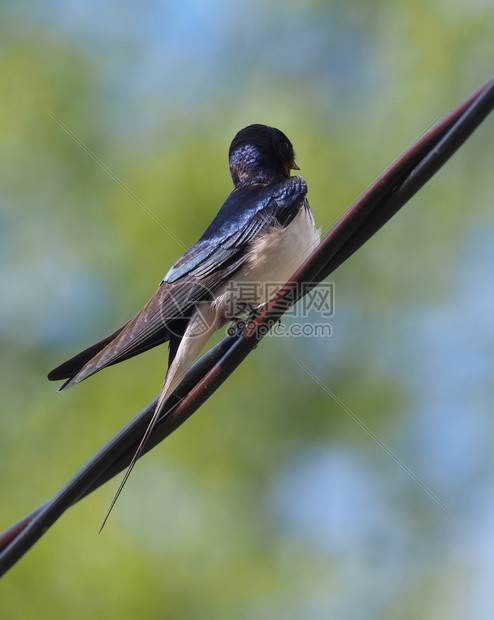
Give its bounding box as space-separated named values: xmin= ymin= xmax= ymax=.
xmin=1 ymin=1 xmax=494 ymax=618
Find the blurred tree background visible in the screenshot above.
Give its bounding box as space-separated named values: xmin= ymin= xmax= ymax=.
xmin=1 ymin=0 xmax=494 ymax=618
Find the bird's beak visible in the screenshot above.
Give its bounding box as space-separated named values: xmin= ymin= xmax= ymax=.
xmin=291 ymin=159 xmax=300 ymax=170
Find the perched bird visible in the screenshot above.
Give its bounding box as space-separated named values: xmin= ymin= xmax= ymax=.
xmin=49 ymin=124 xmax=319 ymax=515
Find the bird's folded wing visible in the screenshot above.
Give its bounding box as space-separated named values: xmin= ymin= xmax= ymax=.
xmin=165 ymin=176 xmax=308 ymax=282
xmin=49 ymin=176 xmax=308 ymax=390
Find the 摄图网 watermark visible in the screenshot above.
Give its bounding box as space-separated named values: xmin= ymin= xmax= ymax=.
xmin=223 ymin=281 xmax=335 ymax=338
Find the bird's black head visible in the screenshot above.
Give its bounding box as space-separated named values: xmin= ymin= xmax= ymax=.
xmin=228 ymin=124 xmax=300 ymax=187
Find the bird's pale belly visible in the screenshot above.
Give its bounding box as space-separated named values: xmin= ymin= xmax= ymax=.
xmin=213 ymin=206 xmax=320 ymax=319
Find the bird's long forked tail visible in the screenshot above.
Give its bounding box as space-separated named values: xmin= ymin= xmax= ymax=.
xmin=99 ymin=301 xmax=221 ymax=531
xmin=98 ymin=379 xmax=173 ymax=533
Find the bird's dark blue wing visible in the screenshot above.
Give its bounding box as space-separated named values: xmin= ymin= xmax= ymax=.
xmin=49 ymin=175 xmax=307 ymax=390
xmin=165 ymin=175 xmax=307 ymax=283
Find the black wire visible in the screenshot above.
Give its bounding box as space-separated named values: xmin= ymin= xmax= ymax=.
xmin=1 ymin=76 xmax=493 ymax=577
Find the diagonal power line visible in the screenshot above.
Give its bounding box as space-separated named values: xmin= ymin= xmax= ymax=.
xmin=2 ymin=76 xmax=491 ymax=576
xmin=42 ymin=105 xmax=187 ymax=250
xmin=288 ymin=351 xmax=455 ymax=517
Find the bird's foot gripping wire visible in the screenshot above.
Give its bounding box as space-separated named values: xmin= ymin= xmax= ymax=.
xmin=226 ymin=302 xmax=262 ymax=338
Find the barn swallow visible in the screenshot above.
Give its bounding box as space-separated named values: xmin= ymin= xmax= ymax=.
xmin=48 ymin=124 xmax=319 ymax=509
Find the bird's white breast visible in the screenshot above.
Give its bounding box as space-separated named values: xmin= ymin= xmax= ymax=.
xmin=214 ymin=205 xmax=320 ymax=318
